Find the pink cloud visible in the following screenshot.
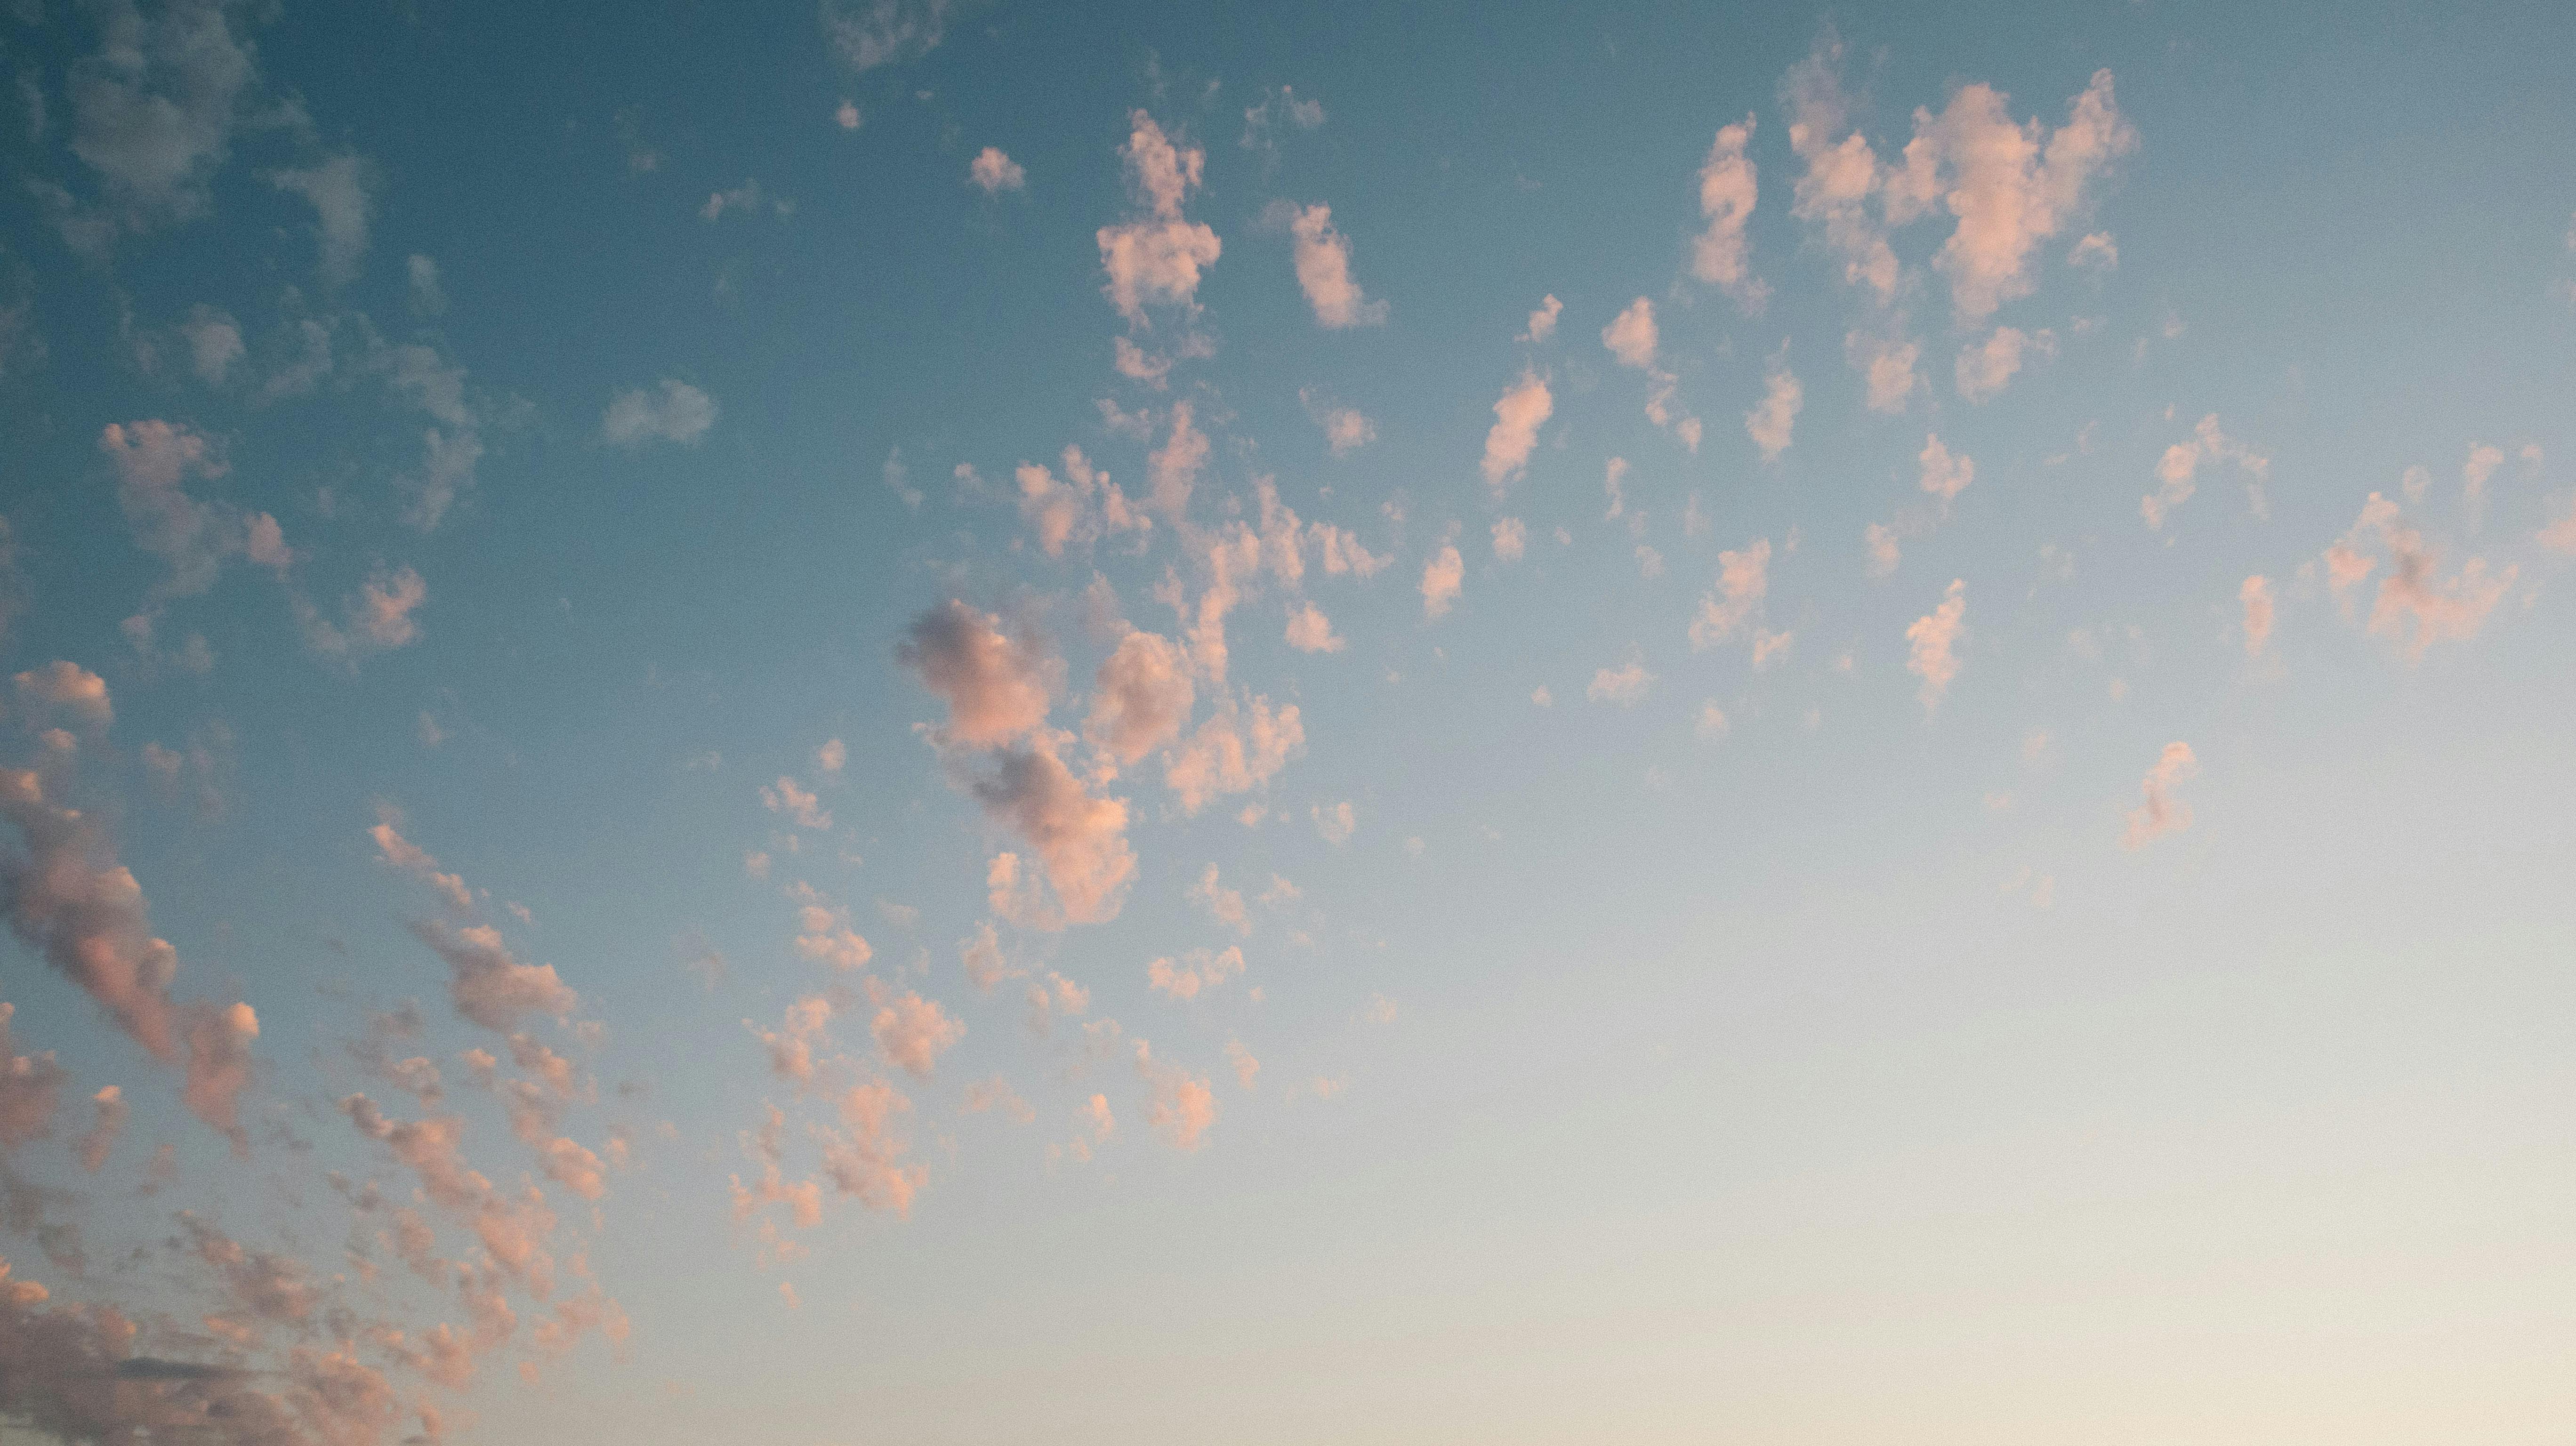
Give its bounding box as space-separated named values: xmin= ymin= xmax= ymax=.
xmin=1601 ymin=297 xmax=1658 ymax=369
xmin=1146 ymin=945 xmax=1245 ymax=1000
xmin=1689 ymin=537 xmax=1771 ymax=650
xmin=898 ymin=599 xmax=1061 ymax=747
xmin=1905 ymin=579 xmax=1968 ymax=712
xmin=968 ymin=737 xmax=1136 ymax=925
xmin=1084 ymin=627 xmax=1194 ymax=766
xmin=1134 ymin=1041 xmax=1216 ymax=1150
xmin=0 ymin=1003 xmax=65 ymax=1151
xmin=1745 ymin=351 xmax=1801 ymax=460
xmin=1164 ymin=692 xmax=1304 ymax=815
xmin=870 ymin=988 xmax=963 ymax=1078
xmin=1096 ymin=112 xmax=1221 ymax=325
xmin=2120 ymin=742 xmax=2199 ymax=849
xmin=1420 ymin=543 xmax=1464 ymax=618
xmin=2240 ymin=575 xmax=2275 ymax=657
xmin=1480 ymin=373 xmax=1552 ymax=490
xmin=408 ymin=918 xmax=578 ymax=1034
xmin=11 ymin=663 xmax=111 ymax=731
xmin=2144 ymin=414 xmax=2267 ymax=530
xmin=967 ymin=145 xmax=1025 ymax=194
xmin=1285 ymin=202 xmax=1385 ymax=328
xmin=368 ymin=804 xmax=472 ymax=913
xmin=1691 ymin=116 xmax=1766 ymax=309
xmin=1918 ymin=433 xmax=1974 ymax=506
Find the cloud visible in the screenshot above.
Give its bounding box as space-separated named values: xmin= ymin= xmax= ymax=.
xmin=291 ymin=564 xmax=428 ymax=664
xmin=1521 ymin=294 xmax=1562 ymax=343
xmin=2240 ymin=575 xmax=2275 ymax=657
xmin=762 ymin=776 xmax=831 ymax=831
xmin=2324 ymin=493 xmax=2516 ymax=660
xmin=1864 ymin=522 xmax=1901 ymax=578
xmin=12 ymin=662 xmax=112 ymax=732
xmin=1891 ymin=70 xmax=2137 ymax=320
xmin=51 ymin=0 xmax=264 ymax=246
xmin=1918 ymin=433 xmax=1974 ymax=506
xmin=2144 ymin=414 xmax=2268 ymax=529
xmin=1586 ymin=654 xmax=1654 ymax=706
xmin=822 ymin=1081 xmax=926 ymax=1214
xmin=969 ymin=737 xmax=1136 ymax=925
xmin=1085 ymin=627 xmax=1195 ymax=766
xmin=1016 ymin=445 xmax=1150 ymax=556
xmin=1097 ymin=113 xmax=1222 ymax=325
xmin=1302 ymin=391 xmax=1376 ymax=456
xmin=600 ymin=379 xmax=718 ymax=449
xmin=1284 ymin=602 xmax=1344 ymax=653
xmin=1904 ymin=579 xmax=1967 ymax=712
xmin=1147 ymin=402 xmax=1210 ymax=521
xmin=1491 ymin=517 xmax=1526 ymax=562
xmin=1165 ymin=692 xmax=1304 ymax=815
xmin=871 ymin=988 xmax=963 ymax=1078
xmin=790 ymin=906 xmax=872 ymax=972
xmin=1601 ymin=297 xmax=1658 ymax=369
xmin=1312 ymin=523 xmax=1389 ymax=578
xmin=178 ymin=305 xmax=242 ymax=384
xmin=0 ymin=1004 xmax=66 ymax=1152
xmin=1283 ymin=203 xmax=1385 ymax=328
xmin=75 ymin=1084 xmax=126 ymax=1173
xmin=1783 ymin=39 xmax=1900 ymax=298
xmin=1147 ymin=945 xmax=1245 ymax=1000
xmin=968 ymin=146 xmax=1025 ymax=194
xmin=1746 ymin=350 xmax=1802 ymax=460
xmin=1420 ymin=542 xmax=1464 ymax=618
xmin=1189 ymin=863 xmax=1249 ymax=934
xmin=0 ymin=770 xmax=266 ymax=1145
xmin=1134 ymin=1041 xmax=1216 ymax=1150
xmin=2463 ymin=442 xmax=2504 ymax=529
xmin=99 ymin=419 xmax=287 ymax=602
xmin=368 ymin=804 xmax=472 ymax=913
xmin=1845 ymin=332 xmax=1919 ymax=414
xmin=1481 ymin=373 xmax=1553 ymax=490
xmin=407 ymin=919 xmax=578 ymax=1035
xmin=821 ymin=0 xmax=948 ymax=71
xmin=2068 ymin=232 xmax=2118 ymax=270
xmin=407 ymin=253 xmax=446 ymax=314
xmin=1691 ymin=116 xmax=1766 ymax=309
xmin=1312 ymin=801 xmax=1355 ymax=845
xmin=268 ymin=153 xmax=374 ymax=288
xmin=1955 ymin=327 xmax=2032 ymax=402
xmin=2120 ymin=742 xmax=2199 ymax=848
xmin=1689 ymin=537 xmax=1771 ymax=650
xmin=899 ymin=600 xmax=1061 ymax=747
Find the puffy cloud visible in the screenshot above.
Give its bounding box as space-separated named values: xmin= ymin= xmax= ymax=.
xmin=1689 ymin=537 xmax=1771 ymax=650
xmin=1097 ymin=112 xmax=1222 ymax=325
xmin=1165 ymin=692 xmax=1304 ymax=815
xmin=1147 ymin=401 xmax=1210 ymax=521
xmin=294 ymin=565 xmax=428 ymax=662
xmin=53 ymin=0 xmax=263 ymax=242
xmin=1284 ymin=602 xmax=1344 ymax=653
xmin=1586 ymin=655 xmax=1654 ymax=706
xmin=1312 ymin=801 xmax=1356 ymax=845
xmin=1745 ymin=351 xmax=1802 ymax=460
xmin=1918 ymin=433 xmax=1974 ymax=506
xmin=2463 ymin=442 xmax=2504 ymax=528
xmin=871 ymin=988 xmax=963 ymax=1078
xmin=2068 ymin=232 xmax=2118 ymax=270
xmin=12 ymin=663 xmax=113 ymax=732
xmin=815 ymin=738 xmax=846 ymax=775
xmin=1891 ymin=70 xmax=2137 ymax=320
xmin=1845 ymin=332 xmax=1919 ymax=414
xmin=1284 ymin=203 xmax=1385 ymax=328
xmin=1419 ymin=543 xmax=1465 ymax=618
xmin=600 ymin=380 xmax=718 ymax=448
xmin=1312 ymin=522 xmax=1390 ymax=578
xmin=179 ymin=1001 xmax=257 ymax=1154
xmin=407 ymin=919 xmax=578 ymax=1034
xmin=2240 ymin=575 xmax=2276 ymax=657
xmin=1601 ymin=297 xmax=1658 ymax=369
xmin=74 ymin=1085 xmax=126 ymax=1173
xmin=959 ymin=921 xmax=1014 ymax=994
xmin=1783 ymin=40 xmax=1900 ymax=298
xmin=1017 ymin=445 xmax=1150 ymax=556
xmin=1134 ymin=1041 xmax=1216 ymax=1150
xmin=2324 ymin=493 xmax=2516 ymax=660
xmin=969 ymin=737 xmax=1136 ymax=925
xmin=2540 ymin=493 xmax=2576 ymax=555
xmin=1904 ymin=579 xmax=1968 ymax=712
xmin=1147 ymin=946 xmax=1245 ymax=1000
xmin=790 ymin=906 xmax=872 ymax=972
xmin=0 ymin=1004 xmax=66 ymax=1151
xmin=1490 ymin=517 xmax=1527 ymax=563
xmin=268 ymin=153 xmax=374 ymax=288
xmin=1955 ymin=326 xmax=2032 ymax=402
xmin=1480 ymin=373 xmax=1553 ymax=490
xmin=821 ymin=1080 xmax=926 ymax=1214
xmin=1189 ymin=863 xmax=1248 ymax=934
xmin=1691 ymin=116 xmax=1766 ymax=308
xmin=968 ymin=146 xmax=1025 ymax=193
xmin=2121 ymin=742 xmax=2199 ymax=849
xmin=99 ymin=419 xmax=287 ymax=602
xmin=898 ymin=600 xmax=1061 ymax=747
xmin=1864 ymin=522 xmax=1901 ymax=578
xmin=179 ymin=305 xmax=244 ymax=384
xmin=1603 ymin=457 xmax=1629 ymax=519
xmin=1695 ymin=702 xmax=1730 ymax=739
xmin=368 ymin=805 xmax=471 ymax=914
xmin=2144 ymin=414 xmax=2268 ymax=529
xmin=1085 ymin=627 xmax=1195 ymax=765
xmin=821 ymin=0 xmax=949 ymax=71
xmin=1521 ymin=294 xmax=1562 ymax=343
xmin=1301 ymin=390 xmax=1377 ymax=456
xmin=762 ymin=776 xmax=832 ymax=831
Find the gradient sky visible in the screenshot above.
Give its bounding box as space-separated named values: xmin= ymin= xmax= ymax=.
xmin=1 ymin=1 xmax=2574 ymax=1442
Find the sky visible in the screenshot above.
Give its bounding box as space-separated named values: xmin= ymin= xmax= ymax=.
xmin=0 ymin=0 xmax=2574 ymax=1441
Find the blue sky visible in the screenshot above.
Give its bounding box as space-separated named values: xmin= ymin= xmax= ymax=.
xmin=1 ymin=1 xmax=2574 ymax=1442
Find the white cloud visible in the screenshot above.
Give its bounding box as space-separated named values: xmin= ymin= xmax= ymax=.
xmin=968 ymin=146 xmax=1025 ymax=194
xmin=1284 ymin=202 xmax=1386 ymax=328
xmin=601 ymin=380 xmax=718 ymax=448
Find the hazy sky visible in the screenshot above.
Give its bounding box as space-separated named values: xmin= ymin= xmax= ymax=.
xmin=1 ymin=1 xmax=2573 ymax=1442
